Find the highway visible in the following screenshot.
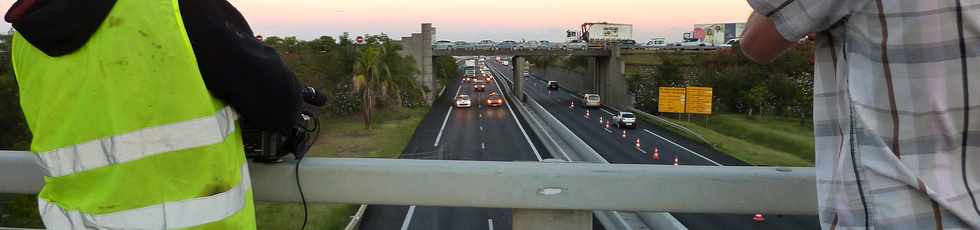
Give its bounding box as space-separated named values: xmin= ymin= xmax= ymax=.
xmin=487 ymin=60 xmax=820 ymax=230
xmin=359 ymin=65 xmax=549 ymax=230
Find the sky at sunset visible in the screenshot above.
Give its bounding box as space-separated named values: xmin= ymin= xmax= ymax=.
xmin=0 ymin=0 xmax=754 ymax=42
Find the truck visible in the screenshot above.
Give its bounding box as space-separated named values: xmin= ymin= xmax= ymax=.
xmin=579 ymin=22 xmax=633 ymax=49
xmin=464 ymin=59 xmax=476 ymax=68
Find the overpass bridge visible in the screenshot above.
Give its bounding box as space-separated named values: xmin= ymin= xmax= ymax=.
xmin=397 ymin=23 xmax=714 ymax=110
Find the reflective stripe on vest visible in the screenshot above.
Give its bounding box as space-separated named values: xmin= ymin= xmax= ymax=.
xmin=37 ymin=106 xmax=238 ymax=177
xmin=39 ymin=163 xmax=251 ymax=229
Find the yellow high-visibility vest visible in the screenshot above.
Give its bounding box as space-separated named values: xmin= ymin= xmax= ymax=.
xmin=12 ymin=0 xmax=256 ymax=228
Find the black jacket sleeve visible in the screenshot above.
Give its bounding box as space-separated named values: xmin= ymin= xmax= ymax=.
xmin=178 ymin=0 xmax=302 ymax=133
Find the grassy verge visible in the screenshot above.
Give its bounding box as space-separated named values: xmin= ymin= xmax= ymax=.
xmin=257 ymin=106 xmax=430 ymax=229
xmin=1 ymin=107 xmax=431 ymax=228
xmin=307 ymin=107 xmax=430 ymax=158
xmin=636 ymin=112 xmax=814 ymax=167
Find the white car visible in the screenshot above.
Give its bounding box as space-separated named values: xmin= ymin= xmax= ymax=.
xmin=539 ymin=40 xmax=554 ymax=50
xmin=453 ymin=41 xmax=474 ymax=50
xmin=584 ymin=94 xmax=601 ymax=107
xmin=562 ymin=40 xmax=587 ymax=50
xmin=475 ymin=40 xmax=495 ymax=50
xmin=433 ymin=40 xmax=453 ymax=50
xmin=455 ymin=95 xmax=472 ymax=108
xmin=643 ymin=38 xmax=667 ymax=49
xmin=612 ymin=112 xmax=637 ymax=129
xmin=519 ymin=41 xmax=541 ymax=50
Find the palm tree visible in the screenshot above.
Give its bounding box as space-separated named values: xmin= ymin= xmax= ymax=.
xmin=352 ymin=36 xmax=419 ymax=129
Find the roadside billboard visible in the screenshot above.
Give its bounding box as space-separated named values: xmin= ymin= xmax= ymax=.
xmin=693 ymin=23 xmax=745 ymax=46
xmin=685 ymin=87 xmax=713 ymax=115
xmin=658 ymin=87 xmax=687 ymax=113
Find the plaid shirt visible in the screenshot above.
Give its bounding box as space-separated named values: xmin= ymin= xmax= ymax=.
xmin=747 ymin=0 xmax=980 ymax=229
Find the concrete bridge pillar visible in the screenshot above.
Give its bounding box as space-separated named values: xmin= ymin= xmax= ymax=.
xmin=512 ymin=56 xmax=526 ymax=100
xmin=594 ymin=47 xmax=631 ymax=110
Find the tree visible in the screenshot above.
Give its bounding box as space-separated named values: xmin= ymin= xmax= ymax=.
xmin=745 ymin=84 xmax=769 ymax=117
xmin=351 ymin=36 xmax=419 ymax=129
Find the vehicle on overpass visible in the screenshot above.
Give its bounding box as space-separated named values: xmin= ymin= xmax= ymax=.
xmin=496 ymin=40 xmax=519 ymax=50
xmin=547 ymin=81 xmax=559 ymax=90
xmin=562 ymin=40 xmax=587 ymax=50
xmin=539 ymin=40 xmax=554 ymax=49
xmin=619 ymin=39 xmax=639 ymax=49
xmin=473 ymin=83 xmax=486 ymax=92
xmin=454 ymin=95 xmax=472 ymax=108
xmin=433 ymin=40 xmax=453 ymax=50
xmin=475 ymin=40 xmax=495 ymax=50
xmin=518 ymin=40 xmax=540 ymax=50
xmin=579 ymin=22 xmax=633 ymax=49
xmin=643 ymin=37 xmax=668 ymax=49
xmin=486 ymin=92 xmax=504 ymax=107
xmin=612 ymin=111 xmax=637 ymax=129
xmin=584 ymin=94 xmax=601 ymax=107
xmin=502 ymin=60 xmax=510 ymax=66
xmin=453 ymin=41 xmax=474 ymax=50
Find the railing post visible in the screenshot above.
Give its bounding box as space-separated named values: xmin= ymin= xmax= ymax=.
xmin=513 ymin=209 xmax=592 ymax=230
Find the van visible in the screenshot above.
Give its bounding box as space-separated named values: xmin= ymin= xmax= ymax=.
xmin=584 ymin=94 xmax=601 ymax=107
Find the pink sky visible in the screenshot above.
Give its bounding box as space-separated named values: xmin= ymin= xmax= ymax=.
xmin=0 ymin=0 xmax=753 ymax=42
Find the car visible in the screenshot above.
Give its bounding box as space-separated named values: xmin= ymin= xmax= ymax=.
xmin=618 ymin=40 xmax=639 ymax=49
xmin=643 ymin=38 xmax=667 ymax=49
xmin=486 ymin=93 xmax=504 ymax=107
xmin=719 ymin=39 xmax=739 ymax=48
xmin=562 ymin=40 xmax=587 ymax=50
xmin=547 ymin=81 xmax=559 ymax=90
xmin=455 ymin=95 xmax=472 ymax=108
xmin=611 ymin=111 xmax=637 ymax=129
xmin=483 ymin=74 xmax=493 ymax=82
xmin=496 ymin=41 xmax=518 ymax=50
xmin=676 ymin=40 xmax=716 ymax=50
xmin=475 ymin=40 xmax=495 ymax=50
xmin=584 ymin=94 xmax=601 ymax=107
xmin=453 ymin=41 xmax=474 ymax=50
xmin=539 ymin=40 xmax=554 ymax=50
xmin=519 ymin=41 xmax=541 ymax=50
xmin=433 ymin=40 xmax=453 ymax=50
xmin=473 ymin=83 xmax=486 ymax=92
xmin=523 ymin=70 xmax=530 ymax=77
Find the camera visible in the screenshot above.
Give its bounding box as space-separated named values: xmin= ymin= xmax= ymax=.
xmin=242 ymin=86 xmax=327 ymax=163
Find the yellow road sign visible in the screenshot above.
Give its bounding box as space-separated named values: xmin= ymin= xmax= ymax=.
xmin=686 ymin=87 xmax=713 ymax=114
xmin=658 ymin=87 xmax=686 ymax=113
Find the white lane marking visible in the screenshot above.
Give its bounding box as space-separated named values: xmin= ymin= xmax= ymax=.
xmin=400 ymin=205 xmax=416 ymax=230
xmin=433 ymin=86 xmax=463 ymax=147
xmin=482 ymin=142 xmax=486 ymax=150
xmin=480 ymin=126 xmax=484 ymax=132
xmin=488 ymin=218 xmax=494 ymax=230
xmin=490 ymin=67 xmax=543 ymax=161
xmin=600 ymin=108 xmax=614 ymax=115
xmin=643 ymin=129 xmax=722 ymax=166
xmin=605 ymin=128 xmax=613 ymax=133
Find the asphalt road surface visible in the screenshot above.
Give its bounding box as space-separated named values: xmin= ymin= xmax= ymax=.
xmin=488 ymin=60 xmax=819 ymax=230
xmin=359 ymin=66 xmax=548 ymax=230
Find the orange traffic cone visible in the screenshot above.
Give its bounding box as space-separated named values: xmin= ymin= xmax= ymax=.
xmin=652 ymin=146 xmax=660 ymax=160
xmin=753 ymin=214 xmax=765 ymax=222
xmin=634 ymin=137 xmax=641 ymax=149
xmin=569 ymin=100 xmax=575 ymax=109
xmin=673 ymin=156 xmax=679 ymax=165
xmin=599 ymin=116 xmax=604 ymax=124
xmin=605 ymin=120 xmax=611 ymax=129
xmin=621 ymin=130 xmax=627 ymax=139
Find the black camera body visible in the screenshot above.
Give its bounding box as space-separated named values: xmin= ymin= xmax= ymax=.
xmin=243 ymin=87 xmax=326 ymax=163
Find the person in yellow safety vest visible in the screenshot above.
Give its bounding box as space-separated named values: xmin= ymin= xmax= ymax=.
xmin=5 ymin=0 xmax=303 ymax=228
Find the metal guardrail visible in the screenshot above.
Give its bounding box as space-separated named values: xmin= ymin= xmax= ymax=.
xmin=1 ymin=151 xmax=816 ymax=215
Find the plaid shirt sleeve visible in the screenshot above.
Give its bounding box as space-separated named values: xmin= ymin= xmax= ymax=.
xmin=746 ymin=0 xmax=854 ymax=41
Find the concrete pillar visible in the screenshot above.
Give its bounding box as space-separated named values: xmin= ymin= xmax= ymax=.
xmin=421 ymin=23 xmax=436 ymax=104
xmin=512 ymin=56 xmax=526 ymax=100
xmin=513 ymin=209 xmax=592 ymax=230
xmin=595 ymin=47 xmax=631 ymax=110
